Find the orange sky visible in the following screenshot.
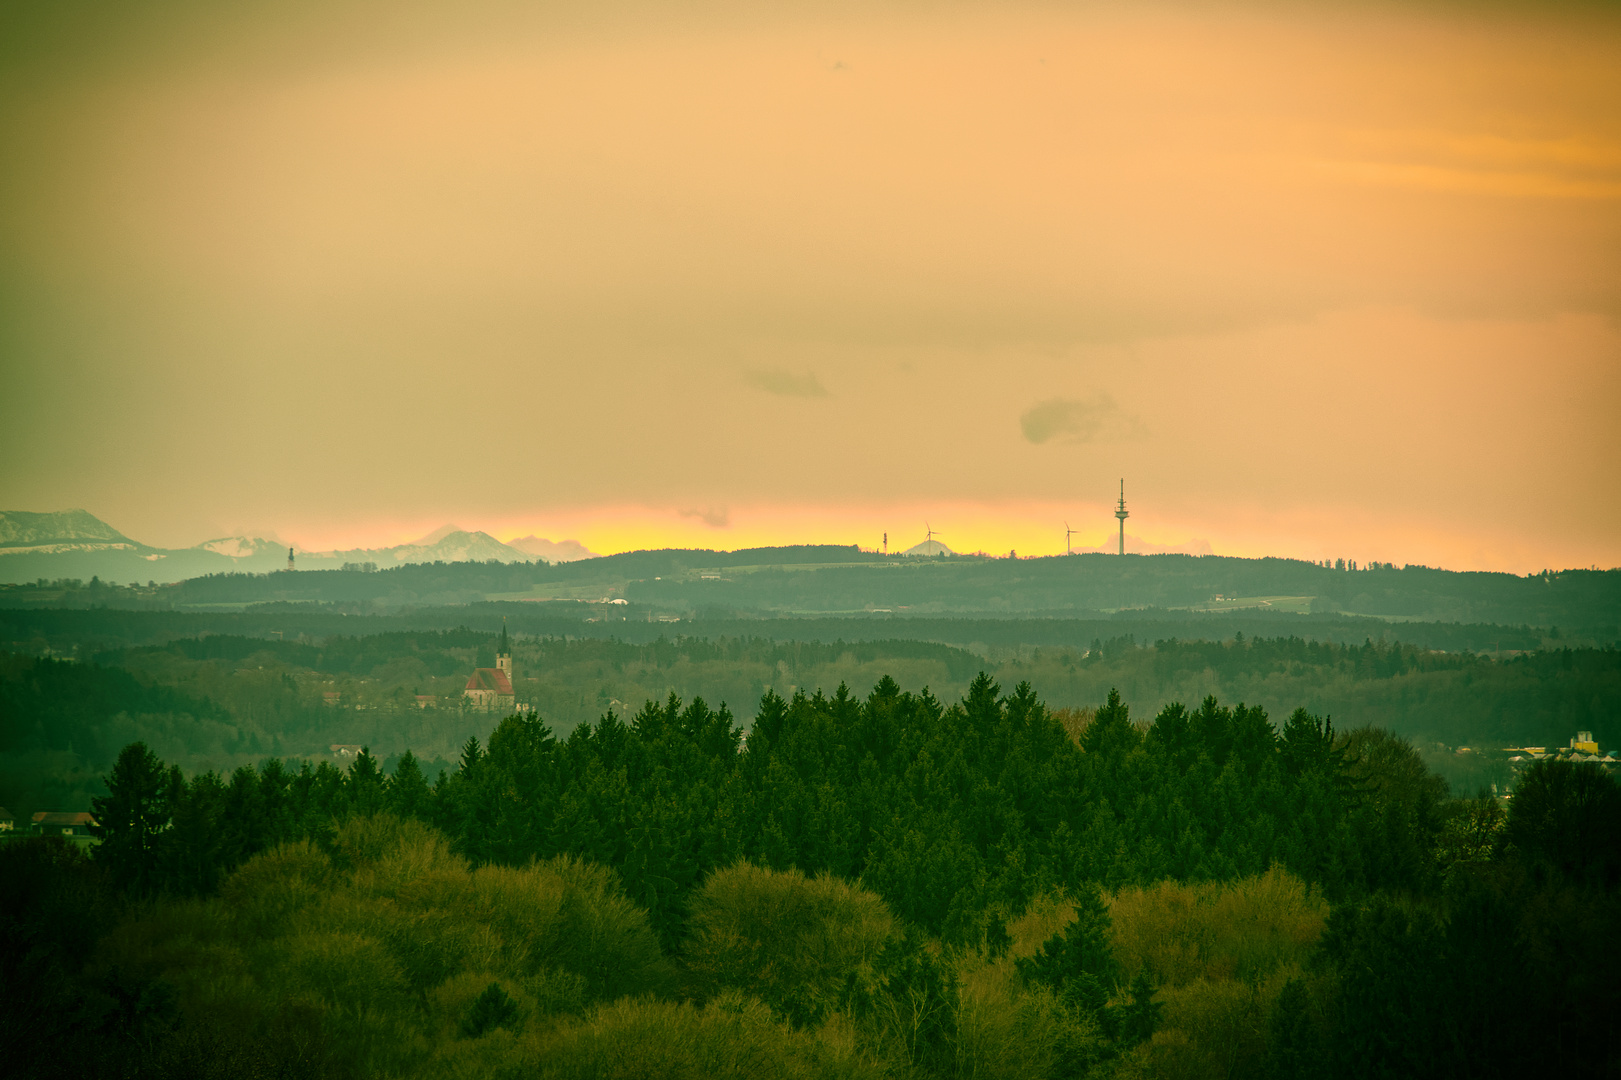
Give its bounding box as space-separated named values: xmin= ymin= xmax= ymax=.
xmin=1 ymin=1 xmax=1618 ymax=571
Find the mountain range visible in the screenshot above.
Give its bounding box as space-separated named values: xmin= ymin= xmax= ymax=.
xmin=0 ymin=510 xmax=596 ymax=585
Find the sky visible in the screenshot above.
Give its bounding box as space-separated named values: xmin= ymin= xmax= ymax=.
xmin=1 ymin=0 xmax=1618 ymax=571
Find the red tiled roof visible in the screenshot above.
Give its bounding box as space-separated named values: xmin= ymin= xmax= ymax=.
xmin=464 ymin=668 xmax=513 ymax=694
xmin=33 ymin=811 xmax=94 ymax=826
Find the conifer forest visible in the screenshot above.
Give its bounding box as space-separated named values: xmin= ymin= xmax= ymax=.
xmin=5 ymin=668 xmax=1617 ymax=1079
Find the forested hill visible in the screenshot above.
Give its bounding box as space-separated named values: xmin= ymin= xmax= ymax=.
xmin=0 ymin=602 xmax=1569 ymax=657
xmin=12 ymin=675 xmax=1615 ymax=1078
xmin=3 ymin=548 xmax=1617 ymax=632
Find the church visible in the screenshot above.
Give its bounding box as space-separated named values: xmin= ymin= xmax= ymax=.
xmin=463 ymin=622 xmax=516 ymax=713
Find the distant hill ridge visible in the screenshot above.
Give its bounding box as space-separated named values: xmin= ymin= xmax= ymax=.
xmin=309 ymin=529 xmax=528 ymax=565
xmin=0 ymin=509 xmax=138 ymax=549
xmin=0 ymin=511 xmax=597 ymax=585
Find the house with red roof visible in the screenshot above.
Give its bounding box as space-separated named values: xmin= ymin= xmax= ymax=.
xmin=32 ymin=811 xmax=95 ymax=837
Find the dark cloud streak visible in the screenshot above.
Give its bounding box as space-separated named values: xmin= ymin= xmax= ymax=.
xmin=1020 ymin=394 xmax=1135 ymax=445
xmin=745 ymin=369 xmax=830 ymax=398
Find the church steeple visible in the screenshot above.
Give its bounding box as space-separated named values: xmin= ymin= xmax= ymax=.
xmin=495 ymin=618 xmax=512 ymax=682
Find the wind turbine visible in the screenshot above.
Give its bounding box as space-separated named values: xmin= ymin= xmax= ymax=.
xmin=1065 ymin=521 xmax=1078 ymax=555
xmin=924 ymin=522 xmax=943 ymax=551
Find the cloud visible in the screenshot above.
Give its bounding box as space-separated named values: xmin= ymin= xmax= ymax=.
xmin=678 ymin=506 xmax=730 ymax=528
xmin=1020 ymin=394 xmax=1133 ymax=445
xmin=745 ymin=369 xmax=830 ymax=398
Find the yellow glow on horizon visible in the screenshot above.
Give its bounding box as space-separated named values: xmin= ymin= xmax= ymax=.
xmin=267 ymin=496 xmax=1606 ymax=576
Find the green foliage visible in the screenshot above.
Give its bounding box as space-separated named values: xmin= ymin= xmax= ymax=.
xmin=0 ymin=653 xmax=228 ymax=759
xmin=1433 ymin=792 xmax=1505 ymax=884
xmin=7 ymin=626 xmax=1616 ymax=830
xmin=684 ymin=863 xmax=896 ymax=1026
xmin=1265 ymin=977 xmax=1329 ymax=1080
xmin=0 ymin=838 xmax=127 ymax=1080
xmin=1108 ymin=868 xmax=1328 ymax=990
xmin=1503 ymin=758 xmax=1621 ymax=889
xmin=460 ymin=983 xmax=520 ymax=1039
xmin=1016 ymin=887 xmax=1119 ymax=1018
xmin=90 ymin=742 xmax=171 ymax=894
xmin=1320 ymin=850 xmax=1621 ymax=1080
xmin=11 ymin=546 xmax=1616 ymax=633
xmin=389 ymin=750 xmax=433 ymax=820
xmin=86 ymin=815 xmax=675 ymax=1077
xmin=11 ymin=660 xmax=1620 ymax=1078
xmin=503 ymin=996 xmax=884 ymax=1080
xmin=70 ymin=672 xmax=1462 ymax=936
xmin=867 ymin=929 xmax=959 ymax=1073
xmin=1112 ymin=971 xmax=1163 ymax=1048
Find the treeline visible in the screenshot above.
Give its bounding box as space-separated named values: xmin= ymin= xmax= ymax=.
xmin=5 ymin=632 xmax=1615 ymax=823
xmin=1039 ymin=636 xmax=1621 ymax=750
xmin=6 ymin=676 xmax=1617 ymax=1079
xmin=0 ymin=652 xmax=230 ymax=757
xmin=73 ymin=676 xmax=1498 ymax=936
xmin=625 ymin=556 xmax=1621 ymax=629
xmin=6 ymin=550 xmax=1619 ymax=631
xmin=94 ymin=630 xmax=979 ymax=683
xmin=0 ymin=600 xmax=1584 ymax=659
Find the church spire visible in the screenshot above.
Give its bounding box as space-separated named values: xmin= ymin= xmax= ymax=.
xmin=495 ymin=618 xmax=512 ymax=683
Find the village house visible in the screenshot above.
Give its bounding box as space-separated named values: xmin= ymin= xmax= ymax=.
xmin=31 ymin=811 xmax=95 ymax=837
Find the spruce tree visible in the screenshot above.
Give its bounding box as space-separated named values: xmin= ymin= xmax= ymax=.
xmin=460 ymin=982 xmax=520 ymax=1038
xmin=1016 ymin=885 xmax=1119 ymax=1017
xmin=90 ymin=742 xmax=172 ymax=894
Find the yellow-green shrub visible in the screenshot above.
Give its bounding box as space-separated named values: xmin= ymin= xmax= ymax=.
xmin=1005 ymin=891 xmax=1084 ymax=960
xmin=953 ymin=955 xmax=1105 ymax=1080
xmin=93 ymin=815 xmax=673 ymax=1079
xmin=216 ymin=839 xmax=332 ymax=939
xmin=684 ymin=862 xmax=896 ymax=1023
xmin=527 ymin=996 xmax=884 ymax=1080
xmin=1108 ymin=865 xmax=1327 ymax=987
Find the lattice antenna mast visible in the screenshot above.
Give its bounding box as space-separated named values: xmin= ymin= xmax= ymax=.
xmin=1114 ymin=480 xmax=1130 ymax=556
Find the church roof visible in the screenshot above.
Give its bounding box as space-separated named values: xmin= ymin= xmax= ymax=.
xmin=465 ymin=668 xmax=513 ymax=694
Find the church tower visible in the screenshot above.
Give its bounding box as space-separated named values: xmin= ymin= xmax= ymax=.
xmin=496 ymin=619 xmax=512 ymax=682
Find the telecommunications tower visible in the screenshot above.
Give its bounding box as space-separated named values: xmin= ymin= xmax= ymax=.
xmin=1114 ymin=480 xmax=1129 ymax=555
